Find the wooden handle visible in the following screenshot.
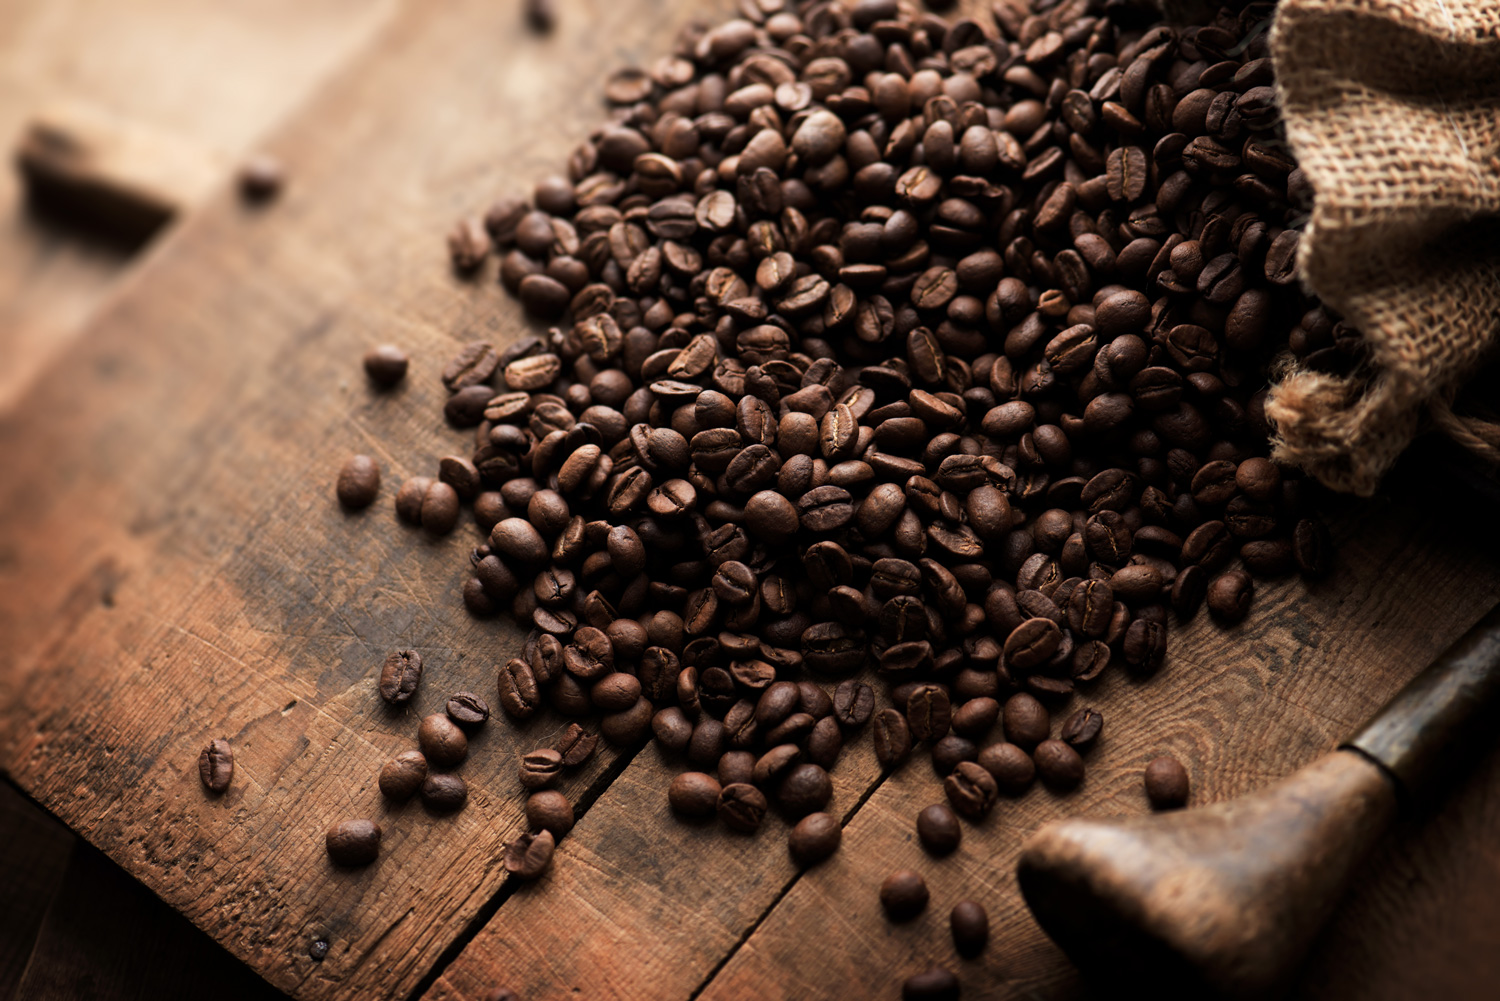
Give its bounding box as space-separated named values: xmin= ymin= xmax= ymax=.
xmin=1018 ymin=602 xmax=1500 ymax=997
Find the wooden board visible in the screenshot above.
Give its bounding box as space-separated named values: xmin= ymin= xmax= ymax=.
xmin=2 ymin=1 xmax=1500 ymax=1000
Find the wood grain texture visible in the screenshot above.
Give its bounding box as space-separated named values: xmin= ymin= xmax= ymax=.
xmin=0 ymin=0 xmax=397 ymax=410
xmin=692 ymin=500 xmax=1500 ymax=1000
xmin=0 ymin=1 xmax=721 ymax=998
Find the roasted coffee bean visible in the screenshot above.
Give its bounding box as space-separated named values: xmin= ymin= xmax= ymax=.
xmin=718 ymin=782 xmax=768 ymax=832
xmin=873 ymin=708 xmax=913 ymax=768
xmin=555 ymin=723 xmax=599 ymax=767
xmin=1002 ymin=694 xmax=1049 ymax=749
xmin=504 ymin=828 xmax=555 ymax=879
xmin=519 ymin=748 xmax=563 ymax=790
xmin=378 ymin=649 xmax=423 ymax=705
xmin=951 ymin=899 xmax=989 ymax=959
xmin=669 ymin=771 xmax=722 ymax=818
xmin=880 ymin=869 xmax=929 ymax=922
xmin=1145 ymin=755 xmax=1191 ymax=809
xmin=901 ymin=967 xmax=959 ymax=1001
xmin=363 ymin=344 xmax=409 ymax=387
xmin=498 ymin=657 xmax=541 ymax=719
xmin=422 ymin=773 xmax=469 ymax=812
xmin=526 ymin=789 xmax=575 ymax=837
xmin=198 ymin=738 xmax=233 ymax=793
xmin=788 ymin=811 xmax=841 ymax=866
xmin=446 ymin=691 xmax=491 ymax=728
xmin=778 ymin=763 xmax=833 ymax=817
xmin=834 ymin=680 xmax=876 ymax=728
xmin=418 ymin=713 xmax=468 ymax=768
xmin=326 ymin=819 xmax=380 ymax=866
xmin=944 ymin=760 xmax=998 ymax=820
xmin=336 ymin=454 xmax=381 ymax=509
xmin=906 ymin=684 xmax=952 ymax=742
xmin=978 ymin=742 xmax=1035 ymax=795
xmin=1034 ymin=739 xmax=1085 ymax=791
xmin=1004 ymin=617 xmax=1061 ymax=671
xmin=931 ymin=735 xmax=977 ymax=776
xmin=1060 ymin=708 xmax=1104 ymax=752
xmin=916 ymin=803 xmax=962 ymax=856
xmin=1207 ymin=570 xmax=1254 ymax=623
xmin=951 ymin=697 xmax=999 ymax=738
xmin=380 ymin=750 xmax=428 ymax=801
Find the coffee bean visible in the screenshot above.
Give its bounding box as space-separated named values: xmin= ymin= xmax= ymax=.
xmin=420 ymin=480 xmax=461 ymax=535
xmin=833 ymin=680 xmax=876 ymax=729
xmin=951 ymin=697 xmax=999 ymax=738
xmin=718 ymin=782 xmax=768 ymax=832
xmin=379 ymin=750 xmax=428 ymax=800
xmin=873 ymin=708 xmax=913 ymax=769
xmin=901 ymin=967 xmax=959 ymax=1001
xmin=422 ymin=773 xmax=469 ymax=812
xmin=1060 ymin=708 xmax=1104 ymax=752
xmin=363 ymin=345 xmax=409 ymax=388
xmin=978 ymin=742 xmax=1034 ymax=795
xmin=788 ymin=811 xmax=842 ymax=866
xmin=336 ymin=454 xmax=380 ymax=509
xmin=906 ymin=684 xmax=952 ymax=742
xmin=519 ymin=748 xmax=563 ymax=790
xmin=498 ymin=657 xmax=540 ymax=719
xmin=555 ymin=724 xmax=600 ymax=767
xmin=944 ymin=760 xmax=998 ymax=820
xmin=378 ymin=649 xmax=423 ymax=705
xmin=1034 ymin=739 xmax=1085 ymax=791
xmin=1207 ymin=569 xmax=1254 ymax=623
xmin=526 ymin=789 xmax=575 ymax=837
xmin=1002 ymin=694 xmax=1049 ymax=749
xmin=1145 ymin=755 xmax=1190 ymax=809
xmin=446 ymin=691 xmax=490 ymax=728
xmin=1004 ymin=617 xmax=1061 ymax=672
xmin=950 ymin=900 xmax=989 ymax=959
xmin=880 ymin=869 xmax=929 ymax=922
xmin=669 ymin=771 xmax=722 ymax=818
xmin=504 ymin=828 xmax=555 ymax=879
xmin=325 ymin=819 xmax=380 ymax=866
xmin=916 ymin=803 xmax=962 ymax=856
xmin=198 ymin=738 xmax=233 ymax=793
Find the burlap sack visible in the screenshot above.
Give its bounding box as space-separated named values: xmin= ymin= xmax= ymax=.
xmin=1261 ymin=0 xmax=1500 ymax=495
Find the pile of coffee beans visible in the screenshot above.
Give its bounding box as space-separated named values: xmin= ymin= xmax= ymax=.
xmin=346 ymin=0 xmax=1350 ymax=983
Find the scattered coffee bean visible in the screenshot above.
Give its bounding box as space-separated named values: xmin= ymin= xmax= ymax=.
xmin=668 ymin=771 xmax=721 ymax=818
xmin=880 ymin=869 xmax=929 ymax=922
xmin=977 ymin=742 xmax=1035 ymax=796
xmin=197 ymin=738 xmax=233 ymax=793
xmin=418 ymin=713 xmax=469 ymax=768
xmin=1002 ymin=694 xmax=1049 ymax=749
xmin=363 ymin=344 xmax=409 ymax=388
xmin=422 ymin=773 xmax=469 ymax=812
xmin=902 ymin=967 xmax=959 ymax=1001
xmin=379 ymin=750 xmax=428 ymax=801
xmin=446 ymin=691 xmax=491 ymax=728
xmin=325 ymin=819 xmax=380 ymax=866
xmin=944 ymin=761 xmax=998 ymax=820
xmin=336 ymin=454 xmax=380 ymax=509
xmin=504 ymin=828 xmax=555 ymax=880
xmin=788 ymin=811 xmax=841 ymax=866
xmin=526 ymin=789 xmax=575 ymax=837
xmin=1060 ymin=708 xmax=1104 ymax=752
xmin=519 ymin=748 xmax=563 ymax=790
xmin=718 ymin=782 xmax=768 ymax=833
xmin=950 ymin=900 xmax=989 ymax=959
xmin=1145 ymin=755 xmax=1191 ymax=809
xmin=1207 ymin=570 xmax=1254 ymax=624
xmin=378 ymin=649 xmax=422 ymax=705
xmin=916 ymin=803 xmax=961 ymax=856
xmin=1034 ymin=739 xmax=1085 ymax=792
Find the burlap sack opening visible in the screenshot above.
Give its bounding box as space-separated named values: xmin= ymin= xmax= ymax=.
xmin=1259 ymin=0 xmax=1500 ymax=495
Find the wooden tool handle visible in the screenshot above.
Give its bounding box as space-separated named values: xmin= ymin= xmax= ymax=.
xmin=1018 ymin=602 xmax=1500 ymax=998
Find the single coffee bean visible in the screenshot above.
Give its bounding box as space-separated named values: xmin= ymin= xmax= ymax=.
xmin=1145 ymin=755 xmax=1191 ymax=809
xmin=901 ymin=967 xmax=959 ymax=1001
xmin=325 ymin=819 xmax=380 ymax=866
xmin=499 ymin=827 xmax=555 ymax=889
xmin=873 ymin=708 xmax=913 ymax=768
xmin=363 ymin=344 xmax=409 ymax=387
xmin=378 ymin=649 xmax=423 ymax=705
xmin=418 ymin=713 xmax=468 ymax=768
xmin=198 ymin=738 xmax=233 ymax=793
xmin=1002 ymin=693 xmax=1049 ymax=748
xmin=526 ymin=789 xmax=575 ymax=837
xmin=931 ymin=735 xmax=977 ymax=776
xmin=1034 ymin=739 xmax=1085 ymax=791
xmin=916 ymin=803 xmax=962 ymax=856
xmin=718 ymin=782 xmax=768 ymax=832
xmin=420 ymin=480 xmax=461 ymax=534
xmin=906 ymin=684 xmax=952 ymax=742
xmin=669 ymin=771 xmax=722 ymax=818
xmin=336 ymin=454 xmax=381 ymax=509
xmin=379 ymin=749 xmax=428 ymax=800
xmin=422 ymin=773 xmax=469 ymax=812
xmin=951 ymin=900 xmax=989 ymax=958
xmin=788 ymin=811 xmax=842 ymax=866
xmin=498 ymin=657 xmax=540 ymax=719
xmin=944 ymin=760 xmax=998 ymax=820
xmin=1004 ymin=617 xmax=1061 ymax=671
xmin=880 ymin=869 xmax=930 ymax=922
xmin=978 ymin=742 xmax=1035 ymax=795
xmin=555 ymin=723 xmax=599 ymax=767
xmin=446 ymin=691 xmax=491 ymax=728
xmin=778 ymin=762 xmax=833 ymax=817
xmin=1060 ymin=708 xmax=1104 ymax=752
xmin=519 ymin=748 xmax=563 ymax=790
xmin=833 ymin=680 xmax=875 ymax=728
xmin=1207 ymin=569 xmax=1254 ymax=623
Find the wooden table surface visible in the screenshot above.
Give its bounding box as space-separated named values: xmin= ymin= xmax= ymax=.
xmin=3 ymin=2 xmax=1500 ymax=999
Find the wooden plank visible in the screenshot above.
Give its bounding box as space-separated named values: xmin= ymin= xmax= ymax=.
xmin=0 ymin=2 xmax=723 ymax=999
xmin=0 ymin=0 xmax=398 ymax=410
xmin=0 ymin=782 xmax=75 ymax=999
xmin=14 ymin=840 xmax=291 ymax=1001
xmin=690 ymin=500 xmax=1500 ymax=1000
